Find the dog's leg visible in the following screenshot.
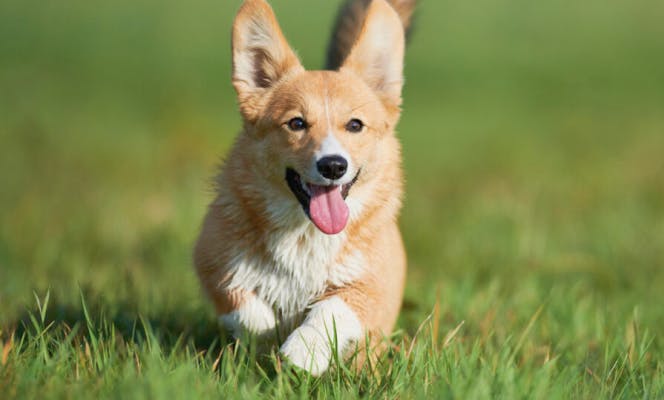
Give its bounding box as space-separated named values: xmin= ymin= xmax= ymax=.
xmin=217 ymin=291 xmax=277 ymax=339
xmin=280 ymin=295 xmax=363 ymax=376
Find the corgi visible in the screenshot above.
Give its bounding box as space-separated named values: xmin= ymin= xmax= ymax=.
xmin=194 ymin=0 xmax=416 ymax=375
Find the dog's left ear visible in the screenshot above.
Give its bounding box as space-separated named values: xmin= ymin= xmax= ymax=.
xmin=340 ymin=0 xmax=405 ymax=110
xmin=232 ymin=0 xmax=304 ymax=122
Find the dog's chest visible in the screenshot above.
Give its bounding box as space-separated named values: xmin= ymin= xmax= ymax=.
xmin=226 ymin=223 xmax=364 ymax=322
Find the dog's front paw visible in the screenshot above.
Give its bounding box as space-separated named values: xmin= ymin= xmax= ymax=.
xmin=280 ymin=324 xmax=332 ymax=376
xmin=219 ymin=296 xmax=276 ymax=339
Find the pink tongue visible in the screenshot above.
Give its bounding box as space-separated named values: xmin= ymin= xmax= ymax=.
xmin=308 ymin=185 xmax=349 ymax=235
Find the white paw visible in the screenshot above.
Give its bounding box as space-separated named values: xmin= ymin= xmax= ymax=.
xmin=280 ymin=296 xmax=363 ymax=376
xmin=280 ymin=324 xmax=332 ymax=376
xmin=218 ymin=296 xmax=276 ymax=339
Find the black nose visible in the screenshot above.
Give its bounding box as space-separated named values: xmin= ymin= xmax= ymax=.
xmin=317 ymin=155 xmax=348 ymax=180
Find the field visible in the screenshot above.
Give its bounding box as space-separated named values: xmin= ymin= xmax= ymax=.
xmin=1 ymin=0 xmax=664 ymax=398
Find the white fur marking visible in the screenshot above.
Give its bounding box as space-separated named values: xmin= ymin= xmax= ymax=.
xmin=328 ymin=250 xmax=366 ymax=287
xmin=218 ymin=295 xmax=276 ymax=338
xmin=317 ymin=134 xmax=351 ymax=162
xmin=324 ymin=95 xmax=333 ymax=133
xmin=319 ymin=95 xmax=350 ymax=160
xmin=310 ymin=95 xmax=355 ymax=182
xmin=224 ymin=199 xmax=354 ymax=328
xmin=280 ymin=296 xmax=363 ymax=375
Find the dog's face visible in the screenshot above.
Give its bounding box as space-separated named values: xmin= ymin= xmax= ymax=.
xmin=231 ymin=0 xmax=405 ymax=234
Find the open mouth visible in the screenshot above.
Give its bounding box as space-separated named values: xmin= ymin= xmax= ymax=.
xmin=285 ymin=168 xmax=360 ymax=235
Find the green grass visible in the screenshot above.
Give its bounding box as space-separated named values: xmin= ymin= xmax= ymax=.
xmin=1 ymin=0 xmax=664 ymax=398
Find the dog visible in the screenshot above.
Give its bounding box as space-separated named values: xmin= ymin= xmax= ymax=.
xmin=194 ymin=0 xmax=415 ymax=375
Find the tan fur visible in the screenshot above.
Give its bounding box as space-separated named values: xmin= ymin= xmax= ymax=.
xmin=326 ymin=0 xmax=416 ymax=69
xmin=194 ymin=0 xmax=411 ymax=373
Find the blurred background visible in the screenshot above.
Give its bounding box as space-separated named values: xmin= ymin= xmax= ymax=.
xmin=1 ymin=0 xmax=663 ymax=343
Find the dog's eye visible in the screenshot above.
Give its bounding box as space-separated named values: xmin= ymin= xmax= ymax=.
xmin=287 ymin=117 xmax=307 ymax=131
xmin=345 ymin=119 xmax=364 ymax=133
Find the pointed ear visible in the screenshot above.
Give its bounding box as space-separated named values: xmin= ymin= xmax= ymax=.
xmin=340 ymin=0 xmax=405 ymax=109
xmin=232 ymin=0 xmax=303 ymax=122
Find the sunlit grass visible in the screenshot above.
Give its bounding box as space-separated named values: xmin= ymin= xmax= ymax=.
xmin=1 ymin=0 xmax=663 ymax=398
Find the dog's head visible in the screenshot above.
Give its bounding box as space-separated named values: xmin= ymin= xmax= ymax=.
xmin=231 ymin=0 xmax=405 ymax=235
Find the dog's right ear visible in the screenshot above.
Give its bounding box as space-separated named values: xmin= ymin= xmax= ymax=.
xmin=232 ymin=0 xmax=304 ymax=122
xmin=340 ymin=0 xmax=405 ymax=111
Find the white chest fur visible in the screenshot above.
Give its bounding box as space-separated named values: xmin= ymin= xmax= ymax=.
xmin=224 ymin=215 xmax=364 ymax=327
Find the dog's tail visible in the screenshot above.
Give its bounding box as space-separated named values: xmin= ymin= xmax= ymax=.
xmin=325 ymin=0 xmax=417 ymax=70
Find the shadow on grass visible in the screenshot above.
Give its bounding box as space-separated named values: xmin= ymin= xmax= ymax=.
xmin=1 ymin=287 xmax=427 ymax=385
xmin=1 ymin=289 xmax=295 ymax=381
xmin=3 ymin=288 xmax=231 ymax=354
